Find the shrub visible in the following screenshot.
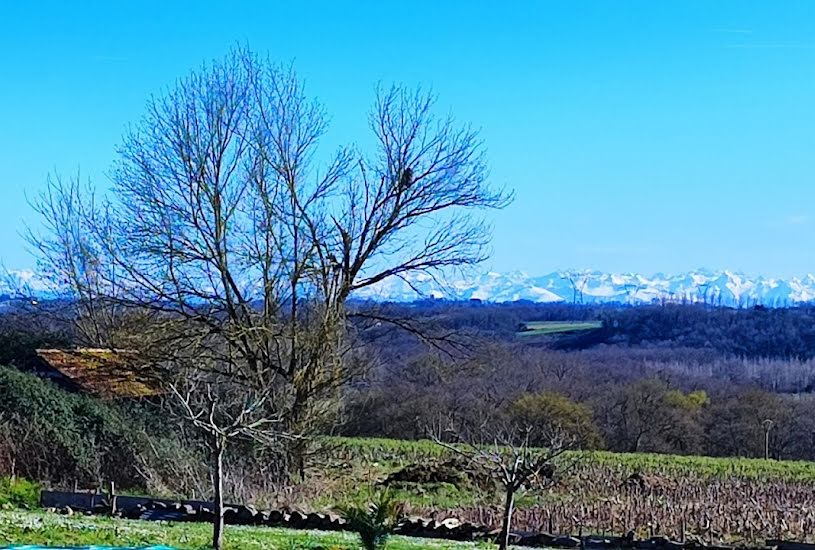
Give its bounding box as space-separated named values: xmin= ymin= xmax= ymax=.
xmin=508 ymin=391 xmax=604 ymax=449
xmin=338 ymin=491 xmax=403 ymax=550
xmin=0 ymin=476 xmax=40 ymax=508
xmin=0 ymin=366 xmax=155 ymax=489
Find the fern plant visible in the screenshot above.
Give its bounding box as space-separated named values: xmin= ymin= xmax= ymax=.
xmin=338 ymin=491 xmax=403 ymax=550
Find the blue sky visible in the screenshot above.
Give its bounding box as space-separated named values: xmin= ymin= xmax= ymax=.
xmin=1 ymin=1 xmax=814 ymax=277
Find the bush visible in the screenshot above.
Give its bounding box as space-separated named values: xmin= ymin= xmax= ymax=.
xmin=0 ymin=477 xmax=40 ymax=509
xmin=0 ymin=366 xmax=156 ymax=489
xmin=339 ymin=491 xmax=403 ymax=550
xmin=508 ymin=391 xmax=604 ymax=449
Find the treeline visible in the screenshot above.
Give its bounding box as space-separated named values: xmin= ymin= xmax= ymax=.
xmin=596 ymin=305 xmax=815 ymax=359
xmin=6 ymin=300 xmax=815 ymax=364
xmin=341 ymin=344 xmax=815 ymax=460
xmin=352 ymin=301 xmax=815 ymax=359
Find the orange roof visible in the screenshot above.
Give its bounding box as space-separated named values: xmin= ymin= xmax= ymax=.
xmin=36 ymin=348 xmax=164 ymax=398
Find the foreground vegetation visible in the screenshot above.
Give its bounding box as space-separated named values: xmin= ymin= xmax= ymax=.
xmin=6 ymin=438 xmax=815 ymax=546
xmin=0 ymin=510 xmax=488 ymax=549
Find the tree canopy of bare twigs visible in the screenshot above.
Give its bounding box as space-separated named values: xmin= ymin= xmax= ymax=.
xmin=28 ymin=47 xmax=509 ymax=549
xmin=432 ymin=421 xmax=570 ymax=550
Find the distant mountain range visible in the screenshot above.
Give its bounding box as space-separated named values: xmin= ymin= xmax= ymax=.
xmin=0 ymin=269 xmax=51 ymax=297
xmin=352 ymin=269 xmax=815 ymax=306
xmin=5 ymin=268 xmax=815 ymax=307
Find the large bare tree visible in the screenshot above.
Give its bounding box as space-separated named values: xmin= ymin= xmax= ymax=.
xmin=29 ymin=47 xmax=510 ymax=549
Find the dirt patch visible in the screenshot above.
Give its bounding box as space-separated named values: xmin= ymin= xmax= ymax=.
xmin=381 ymin=457 xmax=492 ymax=489
xmin=621 ymin=472 xmax=678 ymax=495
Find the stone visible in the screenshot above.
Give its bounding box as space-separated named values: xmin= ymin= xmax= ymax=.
xmin=519 ymin=532 xmax=557 ymax=547
xmin=583 ymin=536 xmax=615 ymax=548
xmin=265 ymin=510 xmax=285 ymax=526
xmin=552 ymin=535 xmax=582 ymax=548
xmin=233 ymin=505 xmax=259 ymax=525
xmin=635 ymin=536 xmax=685 ymax=550
xmin=439 ymin=518 xmax=461 ymax=530
xmin=394 ymin=518 xmax=422 ymax=535
xmin=288 ymin=510 xmax=307 ymax=527
xmin=326 ymin=513 xmax=346 ymax=527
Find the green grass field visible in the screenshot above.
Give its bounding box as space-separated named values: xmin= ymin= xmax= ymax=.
xmin=0 ymin=510 xmax=490 ymax=550
xmin=516 ymin=321 xmax=602 ymax=337
xmin=329 ymin=436 xmax=815 ymax=483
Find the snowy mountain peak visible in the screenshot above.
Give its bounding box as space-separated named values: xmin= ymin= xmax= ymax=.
xmin=352 ymin=269 xmax=815 ymax=306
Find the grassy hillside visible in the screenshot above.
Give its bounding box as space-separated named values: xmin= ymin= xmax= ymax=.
xmin=329 ymin=437 xmax=815 ymax=483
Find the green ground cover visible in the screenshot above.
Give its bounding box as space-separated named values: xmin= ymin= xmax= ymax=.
xmin=516 ymin=321 xmax=602 ymax=337
xmin=329 ymin=437 xmax=815 ymax=484
xmin=0 ymin=511 xmax=490 ymax=550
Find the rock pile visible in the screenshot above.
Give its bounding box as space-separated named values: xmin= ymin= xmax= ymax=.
xmin=118 ymin=500 xmax=349 ymax=532
xmin=43 ymin=491 xmax=815 ymax=550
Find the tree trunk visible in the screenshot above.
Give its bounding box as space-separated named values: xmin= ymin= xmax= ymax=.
xmin=212 ymin=438 xmax=226 ymax=550
xmin=498 ymin=485 xmax=516 ymax=550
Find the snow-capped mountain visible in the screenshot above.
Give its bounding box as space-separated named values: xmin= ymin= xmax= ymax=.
xmin=0 ymin=269 xmax=53 ymax=298
xmin=4 ymin=267 xmax=815 ymax=307
xmin=352 ymin=269 xmax=815 ymax=306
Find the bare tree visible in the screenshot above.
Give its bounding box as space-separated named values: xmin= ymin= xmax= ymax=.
xmin=28 ymin=48 xmax=510 ymax=549
xmin=169 ymin=365 xmax=292 ymax=547
xmin=432 ymin=422 xmax=569 ymax=550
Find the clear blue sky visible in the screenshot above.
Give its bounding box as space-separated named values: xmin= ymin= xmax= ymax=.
xmin=2 ymin=1 xmax=814 ymax=277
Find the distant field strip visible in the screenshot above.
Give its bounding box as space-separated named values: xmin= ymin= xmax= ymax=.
xmin=517 ymin=320 xmax=602 ymax=336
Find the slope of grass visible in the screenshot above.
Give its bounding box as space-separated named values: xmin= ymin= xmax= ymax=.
xmin=585 ymin=449 xmax=815 ymax=482
xmin=329 ymin=437 xmax=815 ymax=483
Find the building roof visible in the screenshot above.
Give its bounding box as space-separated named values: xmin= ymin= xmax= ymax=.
xmin=35 ymin=348 xmax=164 ymax=399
